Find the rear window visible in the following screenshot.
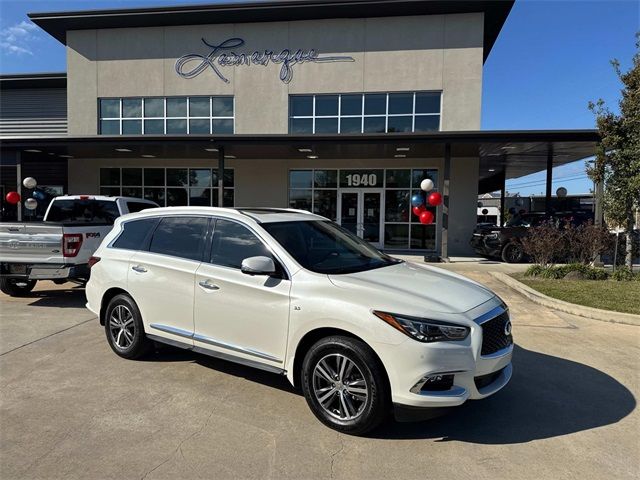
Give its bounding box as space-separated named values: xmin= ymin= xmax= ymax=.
xmin=148 ymin=216 xmax=209 ymax=261
xmin=112 ymin=218 xmax=159 ymax=251
xmin=126 ymin=201 xmax=157 ymax=214
xmin=46 ymin=200 xmax=120 ymax=224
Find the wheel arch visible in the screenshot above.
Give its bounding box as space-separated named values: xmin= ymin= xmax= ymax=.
xmin=291 ymin=327 xmax=391 ymax=394
xmin=99 ymin=287 xmax=130 ymax=325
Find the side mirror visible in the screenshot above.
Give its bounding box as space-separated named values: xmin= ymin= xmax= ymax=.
xmin=241 ymin=256 xmax=277 ymax=276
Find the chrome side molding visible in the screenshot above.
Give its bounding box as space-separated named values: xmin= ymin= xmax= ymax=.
xmin=149 ymin=323 xmax=282 ymax=363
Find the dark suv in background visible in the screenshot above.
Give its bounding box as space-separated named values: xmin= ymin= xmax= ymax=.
xmin=471 ymin=211 xmax=594 ymax=263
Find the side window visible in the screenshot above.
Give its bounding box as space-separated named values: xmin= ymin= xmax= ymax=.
xmin=210 ymin=219 xmax=272 ymax=269
xmin=148 ymin=216 xmax=209 ymax=261
xmin=112 ymin=218 xmax=159 ymax=251
xmin=126 ymin=201 xmax=157 ymax=213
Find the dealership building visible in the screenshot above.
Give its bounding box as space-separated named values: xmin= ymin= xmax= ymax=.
xmin=0 ymin=0 xmax=598 ymax=257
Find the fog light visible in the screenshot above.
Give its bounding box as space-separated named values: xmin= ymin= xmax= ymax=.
xmin=411 ymin=374 xmax=455 ymax=394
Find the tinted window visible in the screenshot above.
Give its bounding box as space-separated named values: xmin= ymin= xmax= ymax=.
xmin=46 ymin=200 xmax=120 ymax=224
xmin=149 ymin=217 xmax=208 ymax=261
xmin=210 ymin=219 xmax=272 ymax=269
xmin=126 ymin=202 xmax=157 ymax=213
xmin=112 ymin=218 xmax=159 ymax=250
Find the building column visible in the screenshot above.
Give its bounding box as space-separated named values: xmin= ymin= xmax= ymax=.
xmin=499 ymin=170 xmax=506 ymax=227
xmin=16 ymin=151 xmax=22 ymax=221
xmin=217 ymin=146 xmax=225 ymax=207
xmin=439 ymin=143 xmax=451 ymax=261
xmin=545 ymin=145 xmax=553 ymax=217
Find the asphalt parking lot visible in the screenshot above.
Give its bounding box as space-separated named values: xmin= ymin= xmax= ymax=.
xmin=1 ymin=265 xmax=638 ymax=480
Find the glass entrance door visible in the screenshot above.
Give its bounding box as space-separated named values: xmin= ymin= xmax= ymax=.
xmin=338 ymin=189 xmax=383 ymax=248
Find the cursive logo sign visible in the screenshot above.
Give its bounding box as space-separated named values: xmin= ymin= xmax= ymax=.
xmin=175 ymin=37 xmax=355 ymax=84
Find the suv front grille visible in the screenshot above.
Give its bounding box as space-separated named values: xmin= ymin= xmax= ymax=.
xmin=481 ymin=311 xmax=513 ymax=356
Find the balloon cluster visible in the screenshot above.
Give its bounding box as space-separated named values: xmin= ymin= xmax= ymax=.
xmin=4 ymin=177 xmax=42 ymax=211
xmin=410 ymin=178 xmax=442 ymax=225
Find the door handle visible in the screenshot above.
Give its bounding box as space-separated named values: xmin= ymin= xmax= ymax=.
xmin=131 ymin=265 xmax=147 ymax=273
xmin=198 ymin=280 xmax=220 ymax=291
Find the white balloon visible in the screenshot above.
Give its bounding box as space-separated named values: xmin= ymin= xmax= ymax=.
xmin=556 ymin=187 xmax=568 ymax=198
xmin=24 ymin=198 xmax=38 ymax=210
xmin=23 ymin=177 xmax=37 ymax=189
xmin=420 ymin=178 xmax=434 ymax=192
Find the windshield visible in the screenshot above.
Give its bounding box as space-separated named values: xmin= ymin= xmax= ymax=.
xmin=262 ymin=220 xmax=401 ymax=274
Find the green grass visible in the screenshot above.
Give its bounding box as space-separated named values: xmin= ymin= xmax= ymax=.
xmin=513 ymin=274 xmax=640 ymax=315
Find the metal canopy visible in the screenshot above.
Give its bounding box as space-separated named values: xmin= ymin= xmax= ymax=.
xmin=0 ymin=130 xmax=598 ymax=182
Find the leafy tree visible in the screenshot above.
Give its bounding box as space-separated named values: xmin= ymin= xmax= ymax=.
xmin=588 ymin=33 xmax=640 ymax=269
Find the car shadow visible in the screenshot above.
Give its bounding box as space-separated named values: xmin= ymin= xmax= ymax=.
xmin=371 ymin=344 xmax=636 ymax=443
xmin=25 ymin=286 xmax=87 ymax=309
xmin=145 ymin=344 xmax=635 ymax=444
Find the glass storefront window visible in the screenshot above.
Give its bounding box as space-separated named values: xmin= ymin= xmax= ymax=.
xmin=100 ymin=168 xmax=235 ymax=208
xmin=289 ymin=168 xmax=438 ymax=251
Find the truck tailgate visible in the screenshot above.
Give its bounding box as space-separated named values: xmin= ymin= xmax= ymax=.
xmin=0 ymin=223 xmax=64 ymax=264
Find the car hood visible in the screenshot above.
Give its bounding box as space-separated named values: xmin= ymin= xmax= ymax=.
xmin=328 ymin=261 xmax=495 ymax=314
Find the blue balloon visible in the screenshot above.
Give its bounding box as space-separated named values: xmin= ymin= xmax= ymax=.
xmin=32 ymin=190 xmax=47 ymax=201
xmin=411 ymin=194 xmax=424 ymax=208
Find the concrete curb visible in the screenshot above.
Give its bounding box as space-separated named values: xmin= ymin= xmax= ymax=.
xmin=489 ymin=272 xmax=640 ymax=326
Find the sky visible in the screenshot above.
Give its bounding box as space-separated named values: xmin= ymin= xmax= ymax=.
xmin=0 ymin=0 xmax=638 ymax=196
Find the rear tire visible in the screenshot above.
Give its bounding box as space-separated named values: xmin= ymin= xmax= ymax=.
xmin=104 ymin=294 xmax=152 ymax=359
xmin=301 ymin=336 xmax=390 ymax=435
xmin=0 ymin=278 xmax=36 ymax=297
xmin=501 ymin=243 xmax=524 ymax=263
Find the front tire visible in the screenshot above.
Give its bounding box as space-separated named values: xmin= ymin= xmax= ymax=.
xmin=0 ymin=278 xmax=36 ymax=297
xmin=104 ymin=294 xmax=152 ymax=359
xmin=501 ymin=242 xmax=524 ymax=263
xmin=301 ymin=336 xmax=390 ymax=435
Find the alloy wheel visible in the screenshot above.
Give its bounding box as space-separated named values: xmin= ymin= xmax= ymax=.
xmin=312 ymin=353 xmax=369 ymax=421
xmin=109 ymin=304 xmax=135 ymax=350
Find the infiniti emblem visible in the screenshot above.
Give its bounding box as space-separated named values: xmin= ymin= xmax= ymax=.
xmin=504 ymin=320 xmax=513 ymax=336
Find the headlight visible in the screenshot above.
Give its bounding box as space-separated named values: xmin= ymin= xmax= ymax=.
xmin=486 ymin=232 xmax=499 ymax=240
xmin=372 ymin=311 xmax=470 ymax=343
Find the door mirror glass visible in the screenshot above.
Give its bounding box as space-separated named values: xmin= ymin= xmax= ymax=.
xmin=241 ymin=256 xmax=276 ymax=276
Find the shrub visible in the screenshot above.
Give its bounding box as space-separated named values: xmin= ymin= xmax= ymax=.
xmin=612 ymin=266 xmax=635 ymax=281
xmin=526 ymin=263 xmax=610 ymax=280
xmin=521 ymin=221 xmax=565 ymax=267
xmin=525 ymin=265 xmax=545 ymax=277
xmin=561 ymin=221 xmax=611 ymax=265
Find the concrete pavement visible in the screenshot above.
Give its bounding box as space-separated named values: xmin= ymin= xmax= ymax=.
xmin=0 ymin=267 xmax=638 ymax=480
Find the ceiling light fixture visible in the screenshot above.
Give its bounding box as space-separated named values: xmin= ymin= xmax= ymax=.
xmin=141 ymin=154 xmax=156 ymax=158
xmin=298 ymin=148 xmax=313 ymax=153
xmin=394 ymin=154 xmax=406 ymax=158
xmin=115 ymin=148 xmax=132 ymax=152
xmin=224 ymin=155 xmax=236 ymax=159
xmin=488 ymin=168 xmax=496 ymax=172
xmin=307 ymin=155 xmax=319 ymax=159
xmin=59 ymin=154 xmax=74 ymax=158
xmin=396 ymin=147 xmax=410 ymax=152
xmin=205 ymin=148 xmax=218 ymax=152
xmin=24 ymin=149 xmax=42 ymax=153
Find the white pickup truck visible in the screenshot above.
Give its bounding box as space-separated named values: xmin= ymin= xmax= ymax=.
xmin=0 ymin=195 xmax=158 ymax=296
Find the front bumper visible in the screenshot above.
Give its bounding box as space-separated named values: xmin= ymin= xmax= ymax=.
xmin=470 ymin=234 xmax=502 ymax=258
xmin=375 ymin=299 xmax=513 ymax=410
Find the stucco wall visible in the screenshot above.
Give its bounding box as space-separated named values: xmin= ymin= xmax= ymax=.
xmin=66 ymin=13 xmax=484 ymax=135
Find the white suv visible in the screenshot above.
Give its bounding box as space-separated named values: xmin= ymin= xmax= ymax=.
xmin=86 ymin=207 xmax=513 ymax=434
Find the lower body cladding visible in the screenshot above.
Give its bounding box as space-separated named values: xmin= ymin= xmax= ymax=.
xmin=373 ymin=326 xmax=513 ymax=421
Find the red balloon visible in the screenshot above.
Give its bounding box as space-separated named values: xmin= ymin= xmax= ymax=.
xmin=427 ymin=192 xmax=443 ymax=207
xmin=412 ymin=205 xmax=426 ymax=217
xmin=5 ymin=191 xmax=20 ymax=205
xmin=419 ymin=210 xmax=434 ymax=225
